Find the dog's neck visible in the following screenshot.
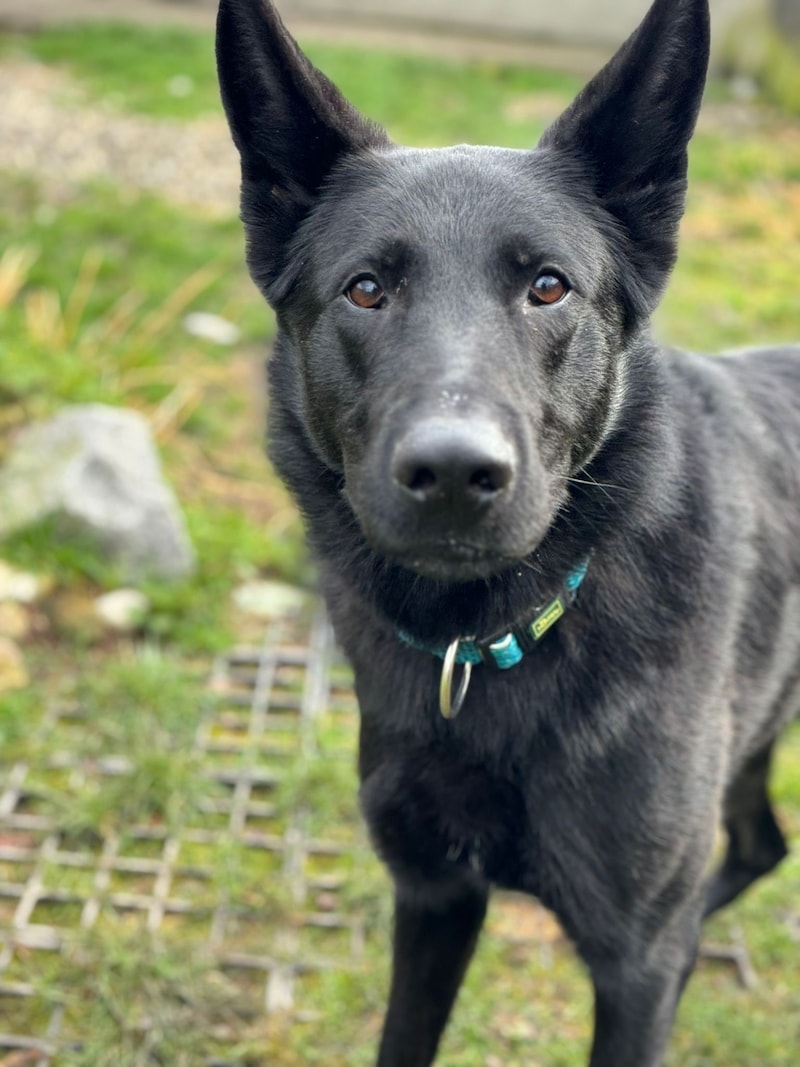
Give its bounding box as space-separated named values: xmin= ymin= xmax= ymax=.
xmin=396 ymin=554 xmax=590 ymax=656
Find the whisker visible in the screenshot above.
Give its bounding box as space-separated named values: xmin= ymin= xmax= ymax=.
xmin=566 ymin=476 xmax=629 ymax=492
xmin=517 ymin=556 xmax=546 ymax=577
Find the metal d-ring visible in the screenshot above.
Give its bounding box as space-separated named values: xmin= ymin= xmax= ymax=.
xmin=439 ymin=638 xmax=473 ymax=719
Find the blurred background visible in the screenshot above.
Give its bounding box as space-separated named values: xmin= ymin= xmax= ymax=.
xmin=0 ymin=1 xmax=799 ymax=1065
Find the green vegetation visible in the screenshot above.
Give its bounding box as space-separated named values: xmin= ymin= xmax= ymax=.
xmin=721 ymin=19 xmax=800 ymax=120
xmin=0 ymin=172 xmax=306 ymax=651
xmin=23 ymin=21 xmax=226 ymax=120
xmin=18 ymin=20 xmax=581 ymax=142
xmin=0 ymin=17 xmax=798 ymax=1067
xmin=51 ymin=925 xmax=263 ymax=1067
xmin=760 ymin=31 xmax=800 ymax=118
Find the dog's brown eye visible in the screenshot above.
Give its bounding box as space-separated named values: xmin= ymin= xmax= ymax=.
xmin=346 ymin=276 xmax=387 ymax=309
xmin=529 ymin=274 xmax=569 ymax=306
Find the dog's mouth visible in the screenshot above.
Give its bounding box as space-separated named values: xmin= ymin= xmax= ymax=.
xmin=390 ymin=540 xmax=520 ymax=583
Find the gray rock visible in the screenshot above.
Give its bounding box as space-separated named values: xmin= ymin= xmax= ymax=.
xmin=0 ymin=404 xmax=195 ymax=581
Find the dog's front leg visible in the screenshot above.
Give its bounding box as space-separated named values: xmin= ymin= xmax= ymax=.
xmin=377 ymin=881 xmax=488 ymax=1067
xmin=584 ymin=906 xmax=703 ymax=1067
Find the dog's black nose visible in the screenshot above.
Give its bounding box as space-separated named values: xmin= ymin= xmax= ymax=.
xmin=392 ymin=419 xmax=515 ymax=510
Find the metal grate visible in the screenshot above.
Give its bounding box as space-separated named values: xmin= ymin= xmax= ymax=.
xmin=0 ymin=608 xmax=370 ymax=1062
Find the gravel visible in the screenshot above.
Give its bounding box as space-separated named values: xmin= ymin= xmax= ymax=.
xmin=0 ymin=58 xmax=240 ymax=214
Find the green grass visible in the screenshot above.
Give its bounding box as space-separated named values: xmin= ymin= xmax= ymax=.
xmin=0 ymin=686 xmax=39 ymax=755
xmin=302 ymin=45 xmax=580 ymax=148
xmin=0 ymin=171 xmax=306 ymax=650
xmin=20 ymin=21 xmax=226 ymax=121
xmin=0 ymin=175 xmax=266 ymax=408
xmin=0 ymin=18 xmax=799 ymax=1067
xmin=14 ymin=647 xmax=216 ymax=838
xmin=17 ymin=20 xmax=581 ymax=144
xmin=50 ymin=925 xmax=262 ymax=1067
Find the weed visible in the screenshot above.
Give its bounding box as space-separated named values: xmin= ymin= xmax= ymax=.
xmin=50 ymin=923 xmax=259 ymax=1067
xmin=43 ymin=648 xmax=212 ymax=837
xmin=56 ymin=748 xmax=209 ymax=839
xmin=0 ymin=686 xmax=40 ymax=754
xmin=274 ymin=751 xmax=360 ymax=829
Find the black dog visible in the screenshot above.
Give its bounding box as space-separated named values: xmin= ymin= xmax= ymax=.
xmin=217 ymin=1 xmax=799 ymax=1063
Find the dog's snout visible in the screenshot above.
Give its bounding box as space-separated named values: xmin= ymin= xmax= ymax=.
xmin=392 ymin=419 xmax=515 ymax=509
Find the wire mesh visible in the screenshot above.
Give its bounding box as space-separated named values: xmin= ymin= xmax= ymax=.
xmin=0 ymin=608 xmax=369 ymax=1063
xmin=0 ymin=606 xmax=564 ymax=1064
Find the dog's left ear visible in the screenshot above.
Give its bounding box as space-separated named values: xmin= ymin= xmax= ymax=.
xmin=216 ymin=0 xmax=390 ymax=295
xmin=539 ymin=0 xmax=710 ymax=315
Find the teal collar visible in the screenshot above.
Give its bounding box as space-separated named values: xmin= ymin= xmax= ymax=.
xmin=397 ymin=556 xmax=590 ymax=718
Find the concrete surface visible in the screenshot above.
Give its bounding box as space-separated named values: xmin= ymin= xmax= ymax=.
xmin=0 ymin=0 xmax=785 ymax=68
xmin=283 ymin=0 xmax=770 ymax=50
xmin=0 ymin=0 xmax=611 ymax=74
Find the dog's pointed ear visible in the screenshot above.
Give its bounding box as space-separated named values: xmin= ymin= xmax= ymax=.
xmin=216 ymin=0 xmax=390 ymax=294
xmin=538 ymin=0 xmax=710 ymax=314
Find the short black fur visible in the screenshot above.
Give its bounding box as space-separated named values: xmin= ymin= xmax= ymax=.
xmin=217 ymin=2 xmax=799 ymax=1063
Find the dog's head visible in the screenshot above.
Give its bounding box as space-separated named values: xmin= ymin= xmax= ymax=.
xmin=217 ymin=0 xmax=709 ymax=584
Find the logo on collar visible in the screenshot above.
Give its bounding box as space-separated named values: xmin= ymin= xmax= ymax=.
xmin=397 ymin=556 xmax=590 ymax=719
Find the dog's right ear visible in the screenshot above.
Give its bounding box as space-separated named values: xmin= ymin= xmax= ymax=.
xmin=538 ymin=0 xmax=709 ymax=317
xmin=216 ymin=0 xmax=389 ymax=294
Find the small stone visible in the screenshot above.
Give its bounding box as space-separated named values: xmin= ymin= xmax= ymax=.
xmin=167 ymin=74 xmax=195 ymax=99
xmin=94 ymin=589 xmax=150 ymax=633
xmin=0 ymin=602 xmax=30 ymax=640
xmin=183 ymin=311 xmax=241 ymax=346
xmin=266 ymin=968 xmax=294 ymax=1013
xmin=0 ymin=560 xmax=50 ymax=603
xmin=0 ymin=636 xmax=29 ymax=691
xmin=729 ymin=75 xmax=758 ymax=102
xmin=98 ymin=754 xmax=134 ymax=775
xmin=232 ymin=581 xmax=311 ymax=619
xmin=315 ymin=892 xmax=338 ymax=912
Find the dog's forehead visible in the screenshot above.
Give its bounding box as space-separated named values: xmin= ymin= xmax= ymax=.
xmin=312 ymin=144 xmax=606 ymax=264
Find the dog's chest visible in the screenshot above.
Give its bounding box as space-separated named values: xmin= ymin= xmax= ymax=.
xmin=359 ymin=744 xmax=536 ymax=892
